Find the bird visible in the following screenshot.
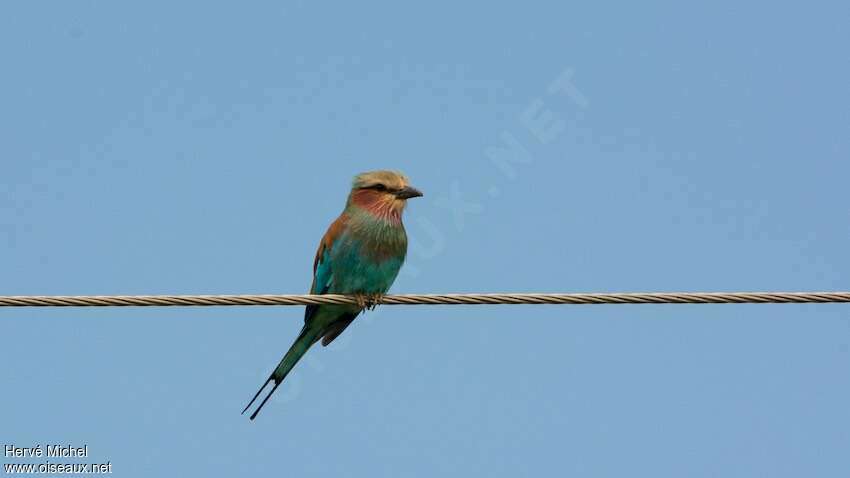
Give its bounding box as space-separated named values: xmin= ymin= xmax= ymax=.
xmin=242 ymin=170 xmax=423 ymax=420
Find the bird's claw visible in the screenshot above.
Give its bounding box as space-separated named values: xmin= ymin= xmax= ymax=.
xmin=368 ymin=293 xmax=383 ymax=310
xmin=353 ymin=293 xmax=383 ymax=311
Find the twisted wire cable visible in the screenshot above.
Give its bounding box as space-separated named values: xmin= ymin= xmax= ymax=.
xmin=1 ymin=292 xmax=849 ymax=307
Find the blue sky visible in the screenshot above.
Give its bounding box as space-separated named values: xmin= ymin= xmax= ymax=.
xmin=1 ymin=1 xmax=848 ymax=476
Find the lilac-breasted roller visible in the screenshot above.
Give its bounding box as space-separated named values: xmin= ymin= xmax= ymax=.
xmin=242 ymin=170 xmax=423 ymax=420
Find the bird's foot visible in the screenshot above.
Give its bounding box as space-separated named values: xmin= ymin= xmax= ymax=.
xmin=353 ymin=293 xmax=368 ymax=310
xmin=353 ymin=293 xmax=383 ymax=311
xmin=366 ymin=293 xmax=383 ymax=310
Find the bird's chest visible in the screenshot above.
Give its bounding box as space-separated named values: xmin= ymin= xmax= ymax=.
xmin=329 ymin=228 xmax=406 ymax=293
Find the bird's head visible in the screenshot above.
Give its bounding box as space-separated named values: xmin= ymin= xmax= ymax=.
xmin=347 ymin=170 xmax=423 ymax=219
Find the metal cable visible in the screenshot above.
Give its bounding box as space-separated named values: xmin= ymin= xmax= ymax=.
xmin=1 ymin=292 xmax=849 ymax=307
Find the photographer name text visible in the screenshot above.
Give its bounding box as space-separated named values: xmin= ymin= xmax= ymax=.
xmin=4 ymin=444 xmax=88 ymax=459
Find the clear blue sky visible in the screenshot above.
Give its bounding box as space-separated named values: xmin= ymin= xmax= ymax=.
xmin=2 ymin=2 xmax=848 ymax=476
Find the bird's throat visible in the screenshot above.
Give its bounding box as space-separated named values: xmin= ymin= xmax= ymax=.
xmin=349 ymin=190 xmax=404 ymax=226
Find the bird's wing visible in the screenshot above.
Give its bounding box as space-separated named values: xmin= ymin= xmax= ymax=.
xmin=320 ymin=313 xmax=357 ymax=346
xmin=305 ymin=214 xmax=348 ymax=323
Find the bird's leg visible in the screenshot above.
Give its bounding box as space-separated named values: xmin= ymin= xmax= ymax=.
xmin=352 ymin=293 xmax=369 ymax=310
xmin=352 ymin=292 xmax=384 ymax=310
xmin=366 ymin=292 xmax=384 ymax=310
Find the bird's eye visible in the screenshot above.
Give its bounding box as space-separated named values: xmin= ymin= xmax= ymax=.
xmin=373 ymin=184 xmax=387 ymax=191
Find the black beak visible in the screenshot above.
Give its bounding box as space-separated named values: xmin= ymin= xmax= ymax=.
xmin=395 ymin=186 xmax=423 ymax=199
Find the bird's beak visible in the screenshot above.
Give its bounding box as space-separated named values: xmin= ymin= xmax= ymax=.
xmin=395 ymin=186 xmax=423 ymax=200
